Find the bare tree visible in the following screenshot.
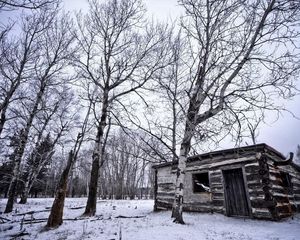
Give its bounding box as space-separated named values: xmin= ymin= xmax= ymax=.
xmin=135 ymin=31 xmax=187 ymax=163
xmin=3 ymin=8 xmax=56 ymax=213
xmin=46 ymin=102 xmax=92 ymax=228
xmin=123 ymin=29 xmax=221 ymax=166
xmin=19 ymin=95 xmax=72 ymax=204
xmin=172 ymin=0 xmax=300 ymax=223
xmin=246 ymin=115 xmax=264 ymax=145
xmin=98 ymin=129 xmax=153 ymax=200
xmin=0 ymin=0 xmax=59 ymax=142
xmin=4 ymin=10 xmax=75 ymax=213
xmin=75 ymin=0 xmax=170 ymax=216
xmin=0 ymin=7 xmax=58 ymax=138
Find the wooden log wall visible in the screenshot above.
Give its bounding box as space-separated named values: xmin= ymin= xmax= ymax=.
xmin=209 ymin=170 xmax=225 ymax=213
xmin=154 ymin=146 xmax=300 ymax=220
xmin=271 ymin=164 xmax=300 ymax=217
xmin=181 ymin=170 xmax=224 ymax=213
xmin=156 ymin=152 xmax=260 ymax=214
xmin=261 ymin=151 xmax=300 ymax=219
xmin=182 ymin=153 xmax=257 ymax=214
xmin=156 ymin=165 xmax=176 ymax=210
xmin=245 ymin=157 xmax=274 ymax=219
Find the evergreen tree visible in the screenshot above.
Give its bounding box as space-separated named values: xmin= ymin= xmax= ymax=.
xmin=0 ymin=131 xmax=23 ymax=198
xmin=19 ymin=134 xmax=54 ymax=203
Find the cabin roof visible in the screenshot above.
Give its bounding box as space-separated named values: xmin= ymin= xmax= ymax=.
xmin=152 ymin=143 xmax=288 ymax=169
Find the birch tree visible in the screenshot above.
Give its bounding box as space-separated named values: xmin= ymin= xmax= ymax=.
xmin=4 ymin=10 xmax=75 ymax=213
xmin=0 ymin=12 xmax=49 ymax=138
xmin=75 ymin=0 xmax=169 ymax=216
xmin=0 ymin=1 xmax=60 ymax=139
xmin=172 ymin=0 xmax=300 ymax=223
xmin=3 ymin=8 xmax=56 ymax=213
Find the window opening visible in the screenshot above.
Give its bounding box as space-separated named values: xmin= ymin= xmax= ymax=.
xmin=193 ymin=172 xmax=210 ymax=193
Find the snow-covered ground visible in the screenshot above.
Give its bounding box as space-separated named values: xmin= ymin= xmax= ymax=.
xmin=0 ymin=198 xmax=299 ymax=240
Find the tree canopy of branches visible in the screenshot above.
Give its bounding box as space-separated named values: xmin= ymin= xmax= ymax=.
xmin=75 ymin=0 xmax=170 ymax=216
xmin=0 ymin=0 xmax=58 ymax=10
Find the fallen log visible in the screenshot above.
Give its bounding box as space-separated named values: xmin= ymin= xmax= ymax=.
xmin=23 ymin=217 xmax=90 ymax=225
xmin=68 ymin=206 xmax=85 ymax=210
xmin=17 ymin=215 xmax=146 ymax=225
xmin=0 ymin=216 xmax=11 ymax=223
xmin=115 ymin=215 xmax=146 ymax=219
xmin=24 ymin=220 xmax=46 ymax=225
xmin=13 ymin=209 xmax=50 ymax=216
xmin=90 ymin=215 xmax=104 ymax=222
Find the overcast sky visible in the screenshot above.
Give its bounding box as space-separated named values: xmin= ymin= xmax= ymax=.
xmin=62 ymin=0 xmax=300 ymax=156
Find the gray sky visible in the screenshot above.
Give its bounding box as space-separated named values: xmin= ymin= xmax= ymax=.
xmin=63 ymin=0 xmax=183 ymax=19
xmin=62 ymin=0 xmax=300 ymax=156
xmin=259 ymin=96 xmax=300 ymax=154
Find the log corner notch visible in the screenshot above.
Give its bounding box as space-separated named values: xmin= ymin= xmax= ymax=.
xmin=274 ymin=152 xmax=294 ymax=166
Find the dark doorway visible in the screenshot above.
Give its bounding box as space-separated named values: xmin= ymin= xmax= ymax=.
xmin=223 ymin=168 xmax=250 ymax=217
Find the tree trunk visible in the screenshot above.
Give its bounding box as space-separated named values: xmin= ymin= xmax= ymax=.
xmin=4 ymin=130 xmax=25 ymax=213
xmin=172 ymin=129 xmax=194 ymax=223
xmin=83 ymin=91 xmax=108 ymax=216
xmin=86 ymin=178 xmax=89 ymax=197
xmin=4 ymin=175 xmax=18 ymax=213
xmin=46 ymin=150 xmax=74 ymax=228
xmin=84 ymin=149 xmax=101 ymax=216
xmin=172 ymin=102 xmax=197 ymax=223
xmin=0 ymin=106 xmax=7 ymax=137
xmin=19 ymin=172 xmax=39 ymax=204
xmin=19 ymin=182 xmax=30 ymax=204
xmin=68 ymin=169 xmax=74 ymax=197
xmin=172 ymin=152 xmax=188 ymax=224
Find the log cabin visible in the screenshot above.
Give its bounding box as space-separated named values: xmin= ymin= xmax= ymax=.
xmin=153 ymin=144 xmax=300 ymax=220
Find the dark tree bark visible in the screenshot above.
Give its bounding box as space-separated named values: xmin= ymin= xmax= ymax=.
xmin=46 ymin=100 xmax=91 ymax=225
xmin=83 ymin=92 xmax=108 ymax=216
xmin=46 ymin=150 xmax=74 ymax=228
xmin=46 ymin=131 xmax=87 ymax=227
